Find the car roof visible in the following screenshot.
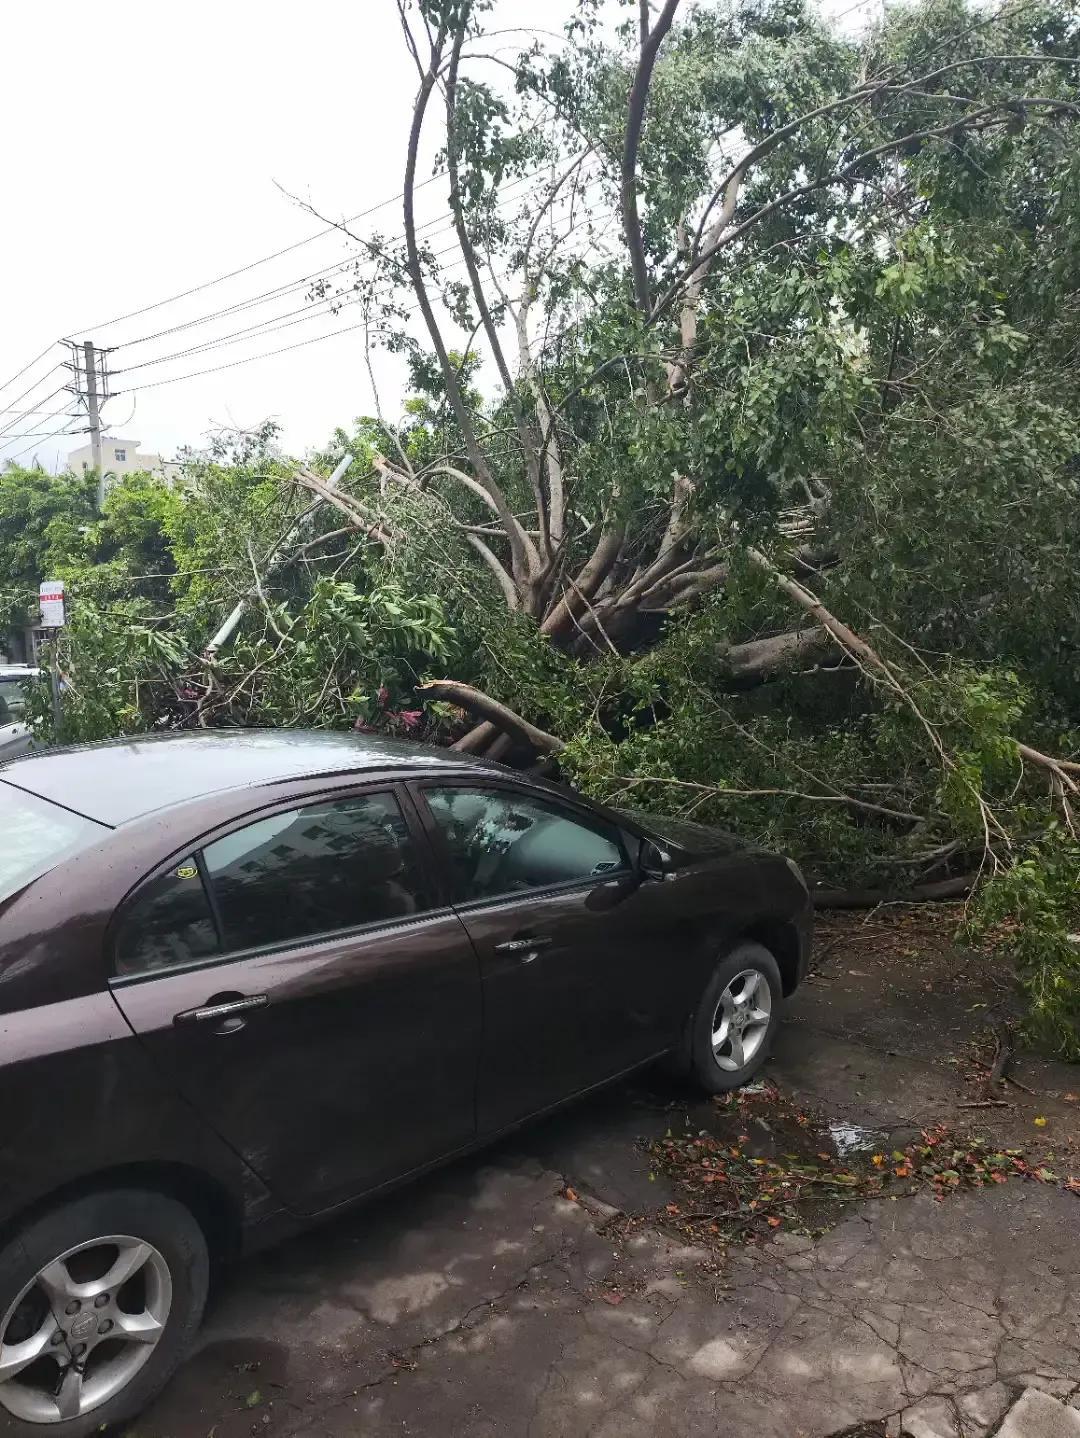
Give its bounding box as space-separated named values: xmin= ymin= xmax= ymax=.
xmin=0 ymin=728 xmax=494 ymax=826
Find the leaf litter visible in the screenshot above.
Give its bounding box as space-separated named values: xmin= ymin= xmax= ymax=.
xmin=646 ymin=1079 xmax=1078 ymax=1251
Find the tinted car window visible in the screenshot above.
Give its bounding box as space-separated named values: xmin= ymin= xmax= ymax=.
xmin=114 ymin=857 xmax=219 ymax=976
xmin=204 ymin=792 xmax=426 ymax=952
xmin=426 ymin=787 xmax=626 ymax=902
xmin=0 ymin=782 xmax=108 ymax=904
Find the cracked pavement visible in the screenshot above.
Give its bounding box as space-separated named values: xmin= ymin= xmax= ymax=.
xmin=136 ymin=923 xmax=1080 ymax=1438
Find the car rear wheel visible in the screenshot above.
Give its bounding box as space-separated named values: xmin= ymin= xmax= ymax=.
xmin=0 ymin=1189 xmax=208 ymax=1437
xmin=686 ymin=942 xmax=783 ymax=1093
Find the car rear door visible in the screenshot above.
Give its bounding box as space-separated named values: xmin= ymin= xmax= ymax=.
xmin=109 ymin=783 xmax=481 ymax=1215
xmin=413 ymin=782 xmax=678 ymax=1134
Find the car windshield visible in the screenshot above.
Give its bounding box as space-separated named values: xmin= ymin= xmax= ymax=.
xmin=0 ymin=783 xmax=108 ymax=902
xmin=0 ymin=679 xmax=30 ymax=723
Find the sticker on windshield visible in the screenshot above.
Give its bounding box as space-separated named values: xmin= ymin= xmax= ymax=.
xmin=174 ymin=863 xmax=198 ymax=880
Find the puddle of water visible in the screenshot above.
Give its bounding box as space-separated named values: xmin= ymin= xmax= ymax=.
xmin=828 ymin=1121 xmax=886 ymax=1156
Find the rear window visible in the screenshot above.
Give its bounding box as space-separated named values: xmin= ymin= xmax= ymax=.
xmin=0 ymin=782 xmax=108 ymax=901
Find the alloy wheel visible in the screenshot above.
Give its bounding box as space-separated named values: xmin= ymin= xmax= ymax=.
xmin=710 ymin=967 xmax=773 ymax=1072
xmin=0 ymin=1234 xmax=172 ymax=1424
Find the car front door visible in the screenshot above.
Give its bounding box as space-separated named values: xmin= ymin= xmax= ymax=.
xmin=415 ymin=783 xmax=676 ymax=1134
xmin=109 ymin=784 xmax=481 ymax=1215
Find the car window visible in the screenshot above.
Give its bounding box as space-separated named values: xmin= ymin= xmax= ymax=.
xmin=114 ymin=857 xmax=220 ymax=976
xmin=0 ymin=782 xmax=108 ymax=905
xmin=203 ymin=791 xmax=427 ymax=953
xmin=425 ymin=787 xmax=626 ymax=902
xmin=0 ymin=680 xmax=27 ymax=721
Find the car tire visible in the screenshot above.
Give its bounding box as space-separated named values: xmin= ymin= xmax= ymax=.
xmin=686 ymin=942 xmax=784 ymax=1094
xmin=0 ymin=1188 xmax=208 ymax=1438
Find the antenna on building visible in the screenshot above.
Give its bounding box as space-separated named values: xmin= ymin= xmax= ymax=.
xmin=64 ymin=341 xmax=113 ymax=510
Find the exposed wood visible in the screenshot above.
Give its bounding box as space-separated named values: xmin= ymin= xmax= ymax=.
xmin=612 ymin=774 xmax=925 ymax=823
xmin=451 ymin=719 xmax=499 ymax=754
xmin=541 ymin=520 xmax=626 ymax=640
xmin=747 ymin=550 xmax=891 ymax=679
xmin=812 ymin=875 xmax=976 ymax=909
xmin=418 ymin=680 xmax=565 ymax=754
xmin=1016 ymin=742 xmax=1080 ymax=791
xmin=293 ymin=471 xmax=399 ymax=547
xmin=722 ymin=626 xmax=838 ymax=681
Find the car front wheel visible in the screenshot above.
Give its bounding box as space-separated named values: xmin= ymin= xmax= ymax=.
xmin=687 ymin=942 xmax=784 ymax=1093
xmin=0 ymin=1189 xmax=208 ymax=1437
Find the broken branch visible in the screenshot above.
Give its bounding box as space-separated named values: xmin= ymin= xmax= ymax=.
xmin=417 ymin=680 xmax=565 ymax=754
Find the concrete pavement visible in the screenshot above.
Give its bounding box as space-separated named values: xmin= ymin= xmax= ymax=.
xmin=136 ymin=914 xmax=1080 ymax=1438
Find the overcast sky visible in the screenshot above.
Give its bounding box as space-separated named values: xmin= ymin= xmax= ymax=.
xmin=1 ymin=0 xmax=870 ymax=473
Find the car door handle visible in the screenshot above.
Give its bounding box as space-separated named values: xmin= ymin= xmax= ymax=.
xmin=173 ymin=993 xmax=269 ymax=1031
xmin=493 ymin=935 xmax=552 ymax=963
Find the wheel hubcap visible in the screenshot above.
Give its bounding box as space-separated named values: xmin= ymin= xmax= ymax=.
xmin=0 ymin=1234 xmax=172 ymax=1424
xmin=710 ymin=967 xmax=773 ymax=1073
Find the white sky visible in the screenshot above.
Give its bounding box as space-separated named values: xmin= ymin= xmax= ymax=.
xmin=0 ymin=0 xmax=870 ymax=473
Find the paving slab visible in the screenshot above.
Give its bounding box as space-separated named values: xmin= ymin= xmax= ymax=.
xmin=135 ymin=1132 xmax=1080 ymax=1438
xmin=998 ymin=1388 xmax=1080 ymax=1438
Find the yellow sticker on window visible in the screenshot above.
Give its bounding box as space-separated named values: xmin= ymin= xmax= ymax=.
xmin=175 ymin=864 xmax=198 ymax=880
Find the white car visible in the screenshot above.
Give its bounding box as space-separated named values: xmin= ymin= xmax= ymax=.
xmin=0 ymin=664 xmax=40 ymax=759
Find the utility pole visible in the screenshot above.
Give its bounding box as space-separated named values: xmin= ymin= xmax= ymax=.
xmin=64 ymin=340 xmax=111 ymax=510
xmin=83 ymin=341 xmax=104 ymax=509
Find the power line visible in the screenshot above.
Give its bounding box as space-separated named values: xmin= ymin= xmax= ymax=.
xmin=68 ymin=171 xmax=451 ymax=337
xmin=114 ymin=290 xmax=360 ymax=374
xmin=2 ymin=422 xmax=85 ymax=468
xmin=0 ymin=382 xmax=69 ymax=439
xmin=827 ymin=0 xmax=879 ymax=24
xmin=2 ymin=158 xmax=604 ymax=423
xmin=0 ymin=397 xmax=78 ymax=444
xmin=0 ymin=426 xmax=84 ymax=441
xmin=0 ymin=343 xmax=62 ymax=403
xmin=0 ymin=396 xmax=82 ymax=459
xmin=113 ymin=179 xmax=609 ymax=377
xmin=120 ymin=320 xmax=375 ymax=392
xmin=114 ymin=198 xmax=621 ymax=397
xmin=0 ymin=402 xmax=79 ymax=421
xmin=0 ymin=365 xmax=66 ymax=424
xmin=113 ymin=159 xmax=595 ymax=355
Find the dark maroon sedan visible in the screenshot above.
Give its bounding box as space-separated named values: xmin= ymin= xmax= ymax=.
xmin=0 ymin=731 xmax=809 ymax=1433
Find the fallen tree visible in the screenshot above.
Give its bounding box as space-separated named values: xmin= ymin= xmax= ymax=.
xmin=15 ymin=0 xmax=1080 ymax=1056
xmin=269 ymin=0 xmax=1080 ymax=756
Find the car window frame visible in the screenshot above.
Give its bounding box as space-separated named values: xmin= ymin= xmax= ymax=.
xmin=409 ymin=777 xmax=635 ymax=912
xmin=108 ymin=779 xmax=450 ymax=985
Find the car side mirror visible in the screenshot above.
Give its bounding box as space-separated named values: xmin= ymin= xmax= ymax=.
xmin=638 ymin=838 xmax=674 ymax=881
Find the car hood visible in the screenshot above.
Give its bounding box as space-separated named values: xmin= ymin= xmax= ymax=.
xmin=615 ymin=808 xmax=756 ymax=859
